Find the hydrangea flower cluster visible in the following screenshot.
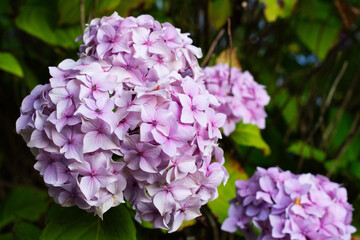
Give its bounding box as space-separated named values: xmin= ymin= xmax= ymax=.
xmin=16 ymin=12 xmax=228 ymax=232
xmin=221 ymin=167 xmax=356 ymax=240
xmin=202 ymin=63 xmax=270 ymax=136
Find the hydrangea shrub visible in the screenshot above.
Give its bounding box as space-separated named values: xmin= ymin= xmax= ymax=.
xmin=16 ymin=12 xmax=228 ymax=232
xmin=222 ymin=167 xmax=356 ymax=240
xmin=202 ymin=63 xmax=270 ymax=136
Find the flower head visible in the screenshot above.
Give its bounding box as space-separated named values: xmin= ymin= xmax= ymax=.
xmin=222 ymin=167 xmax=356 ymax=240
xmin=202 ymin=63 xmax=270 ymax=135
xmin=16 ymin=12 xmax=227 ymax=232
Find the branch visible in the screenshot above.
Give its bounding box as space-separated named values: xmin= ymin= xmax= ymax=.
xmin=297 ymin=61 xmax=348 ymax=172
xmin=88 ymin=0 xmax=99 ymax=23
xmin=327 ymin=111 xmax=360 ymax=177
xmin=312 ymin=61 xmax=348 ymax=139
xmin=322 ymin=63 xmax=360 ymax=145
xmin=202 ymin=205 xmax=219 ymax=240
xmin=227 ymin=18 xmax=233 ymax=85
xmin=80 ymin=0 xmax=86 ymax=31
xmin=201 ymin=28 xmax=225 ymax=67
xmin=240 ymin=224 xmax=257 ymax=240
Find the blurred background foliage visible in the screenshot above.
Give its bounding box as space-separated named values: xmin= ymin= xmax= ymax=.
xmin=1 ymin=0 xmax=360 ymax=239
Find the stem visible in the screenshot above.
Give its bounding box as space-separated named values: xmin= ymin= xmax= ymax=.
xmin=227 ymin=18 xmax=233 ymax=86
xmin=296 ymin=61 xmax=348 ymax=172
xmin=80 ymin=0 xmax=85 ymax=31
xmin=201 ymin=28 xmax=225 ymax=67
xmin=88 ymin=0 xmax=99 ymax=23
xmin=240 ymin=224 xmax=257 ymax=240
xmin=322 ymin=63 xmax=360 ymax=145
xmin=327 ymin=111 xmax=360 ymax=177
xmin=202 ymin=205 xmax=219 ymax=240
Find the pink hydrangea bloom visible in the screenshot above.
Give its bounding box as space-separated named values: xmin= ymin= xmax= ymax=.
xmin=221 ymin=167 xmax=356 ymax=240
xmin=16 ymin=12 xmax=228 ymax=232
xmin=202 ymin=63 xmax=270 ymax=135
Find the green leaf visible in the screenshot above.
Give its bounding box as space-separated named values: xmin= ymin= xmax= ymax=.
xmin=95 ymin=0 xmax=122 ymax=16
xmin=58 ymin=0 xmax=83 ymax=25
xmin=208 ymin=155 xmax=247 ymax=223
xmin=0 ymin=233 xmax=12 ymax=240
xmin=260 ymin=0 xmax=297 ymax=22
xmin=273 ymin=89 xmax=298 ymax=130
xmin=115 ymin=0 xmax=155 ymax=17
xmin=16 ymin=5 xmax=81 ymax=49
xmin=208 ymin=0 xmax=231 ymax=30
xmin=231 ymin=122 xmax=271 ymax=156
xmin=0 ymin=0 xmax=10 ymax=14
xmin=325 ymin=109 xmax=360 ymax=175
xmin=22 ymin=64 xmax=39 ymax=89
xmin=58 ymin=0 xmax=122 ymax=25
xmin=328 ymin=109 xmax=352 ymax=150
xmin=0 ymin=52 xmax=24 ymax=77
xmin=13 ymin=222 xmax=41 ymax=240
xmin=287 ymin=141 xmax=326 ymax=162
xmin=283 ymin=97 xmax=298 ymax=130
xmin=350 ymin=161 xmax=360 ymax=179
xmin=294 ymin=0 xmax=341 ymax=59
xmin=40 ymin=204 xmax=136 ymax=240
xmin=296 ymin=21 xmax=341 ymax=60
xmin=0 ymin=187 xmax=50 ymax=229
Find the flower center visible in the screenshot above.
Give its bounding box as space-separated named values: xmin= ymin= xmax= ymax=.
xmin=165 ymin=185 xmax=173 ymax=193
xmin=144 ymin=40 xmax=152 ymax=46
xmin=294 ymin=197 xmax=302 ymax=206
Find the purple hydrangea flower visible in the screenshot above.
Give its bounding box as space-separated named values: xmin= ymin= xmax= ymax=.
xmin=221 ymin=167 xmax=356 ymax=240
xmin=202 ymin=63 xmax=270 ymax=135
xmin=16 ymin=12 xmax=228 ymax=232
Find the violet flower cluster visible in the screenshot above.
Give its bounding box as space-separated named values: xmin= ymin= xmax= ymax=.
xmin=202 ymin=63 xmax=270 ymax=136
xmin=16 ymin=12 xmax=228 ymax=232
xmin=222 ymin=167 xmax=356 ymax=240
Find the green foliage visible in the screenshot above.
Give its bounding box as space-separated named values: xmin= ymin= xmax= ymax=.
xmin=1 ymin=0 xmax=360 ymax=238
xmin=58 ymin=0 xmax=89 ymax=25
xmin=208 ymin=155 xmax=247 ymax=223
xmin=231 ymin=122 xmax=271 ymax=156
xmin=0 ymin=52 xmax=24 ymax=78
xmin=294 ymin=0 xmax=342 ymax=59
xmin=0 ymin=187 xmax=50 ymax=229
xmin=58 ymin=0 xmax=122 ymax=25
xmin=0 ymin=233 xmax=12 ymax=240
xmin=273 ymin=89 xmax=298 ymax=130
xmin=260 ymin=0 xmax=297 ymax=22
xmin=328 ymin=109 xmax=353 ymax=150
xmin=287 ymin=141 xmax=326 ymax=162
xmin=16 ymin=4 xmax=81 ymax=49
xmin=208 ymin=0 xmax=232 ymax=29
xmin=12 ymin=222 xmax=42 ymax=240
xmin=323 ymin=109 xmax=360 ymax=176
xmin=116 ymin=0 xmax=155 ymax=17
xmin=95 ymin=0 xmax=122 ymax=16
xmin=40 ymin=204 xmax=136 ymax=240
